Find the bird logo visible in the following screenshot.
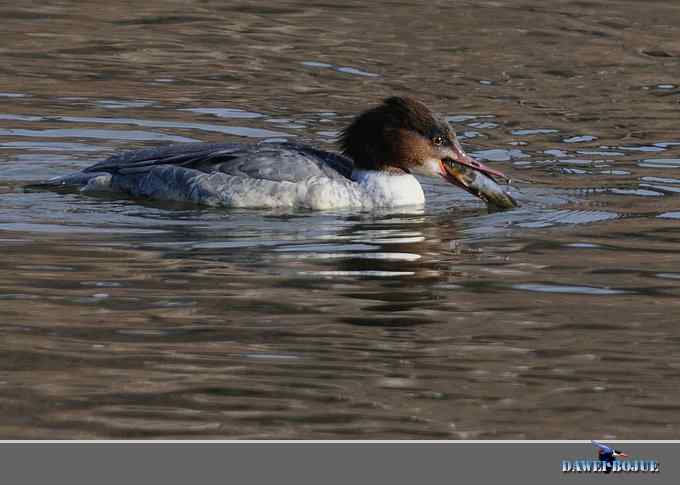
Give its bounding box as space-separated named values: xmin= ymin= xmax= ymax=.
xmin=591 ymin=440 xmax=629 ymax=473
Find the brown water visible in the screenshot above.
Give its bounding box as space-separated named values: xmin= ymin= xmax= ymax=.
xmin=1 ymin=0 xmax=679 ymax=439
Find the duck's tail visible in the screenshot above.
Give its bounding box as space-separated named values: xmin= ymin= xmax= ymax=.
xmin=24 ymin=171 xmax=112 ymax=192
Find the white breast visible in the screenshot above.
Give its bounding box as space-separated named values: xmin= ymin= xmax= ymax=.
xmin=351 ymin=169 xmax=425 ymax=207
xmin=90 ymin=166 xmax=426 ymax=211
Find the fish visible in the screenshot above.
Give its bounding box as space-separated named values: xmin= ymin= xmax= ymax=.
xmin=441 ymin=158 xmax=519 ymax=210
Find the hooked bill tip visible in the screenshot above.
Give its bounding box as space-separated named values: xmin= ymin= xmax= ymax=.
xmin=441 ymin=159 xmax=518 ymax=210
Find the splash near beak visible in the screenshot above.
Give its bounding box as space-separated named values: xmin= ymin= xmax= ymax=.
xmin=439 ymin=148 xmax=518 ymax=210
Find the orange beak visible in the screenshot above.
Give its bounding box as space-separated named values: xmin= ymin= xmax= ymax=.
xmin=447 ymin=144 xmax=511 ymax=183
xmin=438 ymin=146 xmax=517 ymax=210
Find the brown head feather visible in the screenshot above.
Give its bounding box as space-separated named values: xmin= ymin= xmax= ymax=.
xmin=339 ymin=97 xmax=454 ymax=170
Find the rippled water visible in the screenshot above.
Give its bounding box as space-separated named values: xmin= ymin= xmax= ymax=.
xmin=1 ymin=0 xmax=680 ymax=438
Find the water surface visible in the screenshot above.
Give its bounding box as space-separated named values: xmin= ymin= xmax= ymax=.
xmin=1 ymin=0 xmax=680 ymax=438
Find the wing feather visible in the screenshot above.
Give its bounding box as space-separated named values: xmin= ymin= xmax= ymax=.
xmin=83 ymin=142 xmax=354 ymax=183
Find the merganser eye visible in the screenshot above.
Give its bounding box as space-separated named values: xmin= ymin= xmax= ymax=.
xmin=433 ymin=136 xmax=445 ymax=146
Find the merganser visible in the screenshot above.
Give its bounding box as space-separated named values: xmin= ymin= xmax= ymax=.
xmin=39 ymin=97 xmax=517 ymax=210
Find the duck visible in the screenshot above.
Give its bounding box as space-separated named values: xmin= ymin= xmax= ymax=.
xmin=40 ymin=96 xmax=517 ymax=211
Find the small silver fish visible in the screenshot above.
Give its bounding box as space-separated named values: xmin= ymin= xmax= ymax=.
xmin=441 ymin=159 xmax=518 ymax=210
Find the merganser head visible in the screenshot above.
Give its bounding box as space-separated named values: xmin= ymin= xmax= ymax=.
xmin=340 ymin=96 xmax=516 ymax=208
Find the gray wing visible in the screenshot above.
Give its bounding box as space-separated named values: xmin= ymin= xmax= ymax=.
xmin=84 ymin=142 xmax=354 ymax=183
